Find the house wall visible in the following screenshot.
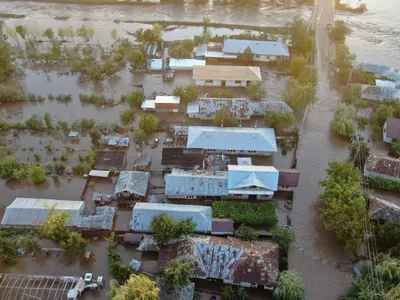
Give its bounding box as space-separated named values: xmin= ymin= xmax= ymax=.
xmin=364 ymin=170 xmax=400 ymax=183
xmin=226 ymin=80 xmax=247 ymax=87
xmin=203 ymin=149 xmax=272 ymax=156
xmin=142 ymin=107 xmax=155 ymax=112
xmin=253 ymin=55 xmax=282 ymax=62
xmin=383 ymin=121 xmax=394 ymax=143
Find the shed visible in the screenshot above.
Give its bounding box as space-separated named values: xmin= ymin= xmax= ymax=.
xmin=89 ymin=170 xmax=110 ymax=178
xmin=369 ymin=196 xmax=400 ymax=224
xmin=124 ymin=233 xmax=143 ymax=244
xmin=79 ymin=206 xmax=115 ymax=231
xmin=383 ymin=117 xmax=400 ymax=143
xmin=141 ymin=100 xmax=156 ymax=111
xmin=155 ymin=96 xmax=181 ymax=112
xmin=1 ymin=198 xmax=84 ymax=227
xmin=68 ymin=131 xmax=79 ymax=140
xmin=223 ymin=39 xmax=290 ymax=58
xmin=116 ymin=137 xmax=130 ymax=147
xmin=169 ymin=59 xmax=206 ymax=70
xmin=376 ymin=80 xmax=396 ymax=88
xmin=151 ymin=59 xmax=163 ymax=71
xmin=114 ymin=171 xmax=150 ymax=198
xmin=132 ymin=203 xmax=212 ymax=233
xmin=107 ymin=136 xmax=120 ymax=146
xmin=211 ymin=218 xmax=234 ymax=235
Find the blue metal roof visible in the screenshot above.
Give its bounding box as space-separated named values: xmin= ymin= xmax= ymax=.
xmin=187 ymin=126 xmax=277 ymax=152
xmin=228 ymin=165 xmax=279 ymax=192
xmin=223 ymin=39 xmax=290 ymax=57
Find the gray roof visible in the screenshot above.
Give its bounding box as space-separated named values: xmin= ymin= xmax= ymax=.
xmin=369 ymin=196 xmax=400 ymax=224
xmin=79 ymin=206 xmax=115 ymax=230
xmin=228 ymin=165 xmax=279 ymax=193
xmin=132 ymin=203 xmax=212 ymax=233
xmin=114 ymin=171 xmax=150 ymax=197
xmin=361 ymin=85 xmax=400 ymax=100
xmin=354 ymin=63 xmax=394 ymax=76
xmin=165 ymin=168 xmax=228 ymax=197
xmin=223 ymin=39 xmax=290 ymax=57
xmin=187 ymin=126 xmax=277 ymax=152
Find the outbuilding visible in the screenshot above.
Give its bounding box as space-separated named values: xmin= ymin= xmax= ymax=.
xmin=383 ymin=117 xmax=400 ymax=144
xmin=114 ymin=171 xmax=150 ymax=200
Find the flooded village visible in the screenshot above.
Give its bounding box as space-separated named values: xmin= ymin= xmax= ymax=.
xmin=0 ymin=0 xmax=400 ymax=300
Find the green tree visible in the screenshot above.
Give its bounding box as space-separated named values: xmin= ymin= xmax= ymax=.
xmin=60 ymin=232 xmax=88 ymax=257
xmin=44 ymin=112 xmax=52 ymax=129
xmin=128 ymin=49 xmax=145 ymax=69
xmin=89 ymin=127 xmax=101 ymax=145
xmin=370 ymin=100 xmax=400 ymax=131
xmin=287 ymin=15 xmax=314 ymax=55
xmin=342 ymin=84 xmax=361 ymax=105
xmin=264 ymin=112 xmax=295 ymax=133
xmin=15 ymin=25 xmax=27 ymax=39
xmin=174 ymin=219 xmax=196 ymax=238
xmin=213 ymin=108 xmax=238 ymax=127
xmin=246 ymin=82 xmax=266 ymax=101
xmin=0 ymin=84 xmax=25 ymax=102
xmin=17 ymin=236 xmax=41 ymax=254
xmin=0 ymin=156 xmax=26 ymax=179
xmin=289 ymin=56 xmax=307 ymax=78
xmin=150 ymin=213 xmax=177 ymax=246
xmin=159 ymin=259 xmax=193 ymax=293
xmin=134 ymin=128 xmax=148 ymax=143
xmin=139 ymin=113 xmax=159 ymax=134
xmin=236 ymin=46 xmax=254 ymax=63
xmin=332 ymin=104 xmax=358 ymax=137
xmin=173 ymin=84 xmax=199 ymax=104
xmin=392 ymin=140 xmax=400 ymax=157
xmin=76 ymin=25 xmax=90 ymax=43
xmin=152 ymin=23 xmax=162 ymax=42
xmin=143 ymin=29 xmax=154 ymax=43
xmin=135 ymin=28 xmax=144 ymax=42
xmin=297 ymin=65 xmax=318 ymax=86
xmin=57 ymin=120 xmax=69 ymax=131
xmin=272 ymin=225 xmax=296 ymax=253
xmin=375 ymin=222 xmax=400 ymax=255
xmin=57 ymin=27 xmax=66 ymax=40
xmin=319 ymin=162 xmax=366 ymax=253
xmin=42 ymin=28 xmax=55 ymax=41
xmin=349 ymin=138 xmax=370 ymax=168
xmin=124 ymin=91 xmax=145 ymax=107
xmin=0 ymin=237 xmax=19 ymax=266
xmin=0 ymin=34 xmax=16 ymax=82
xmin=39 ymin=206 xmax=70 ymax=242
xmin=202 ymin=17 xmax=211 ymax=31
xmin=336 ymin=44 xmax=356 ymax=68
xmin=329 ymin=20 xmax=351 ymax=41
xmin=107 ymin=274 xmax=160 ymax=300
xmin=274 ymin=270 xmax=305 ymax=300
xmin=120 ymin=109 xmax=134 ymax=124
xmin=111 ymin=28 xmax=118 ymax=41
xmin=235 ymin=225 xmax=259 ymax=241
xmin=29 ymin=166 xmax=46 ymax=183
xmin=25 ymin=114 xmax=44 ymax=131
xmin=222 ymin=285 xmax=247 ymax=300
xmin=283 ymin=79 xmax=316 ymax=109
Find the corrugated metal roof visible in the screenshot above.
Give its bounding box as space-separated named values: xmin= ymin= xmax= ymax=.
xmin=89 ymin=170 xmax=110 ymax=178
xmin=277 ymin=168 xmax=300 ymax=187
xmin=141 ymin=100 xmax=156 ymax=110
xmin=155 ymin=96 xmax=181 ymax=105
xmin=228 ymin=165 xmax=279 ymax=191
xmin=1 ymin=198 xmax=84 ymax=227
xmin=151 ymin=59 xmax=163 ymax=71
xmin=376 ymin=80 xmax=396 ymax=88
xmin=114 ymin=171 xmax=150 ymax=197
xmin=354 ymin=63 xmax=394 ymax=76
xmin=187 ymin=126 xmax=277 ymax=152
xmin=369 ymin=196 xmax=400 ymax=224
xmin=132 ymin=203 xmax=212 ymax=233
xmin=169 ymin=59 xmax=206 ymax=70
xmin=204 ymin=51 xmax=237 ymax=59
xmin=68 ymin=131 xmax=79 ymax=137
xmin=193 ymin=65 xmax=262 ymax=81
xmin=79 ymin=206 xmax=115 ymax=230
xmin=165 ymin=168 xmax=228 ymax=197
xmin=223 ymin=39 xmax=290 ymax=57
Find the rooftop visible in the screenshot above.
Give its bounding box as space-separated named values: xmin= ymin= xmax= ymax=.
xmin=161 ymin=148 xmax=204 ymax=168
xmin=141 ymin=99 xmax=156 ymax=110
xmin=187 ymin=126 xmax=277 ymax=152
xmin=376 ymin=80 xmax=396 ymax=88
xmin=223 ymin=39 xmax=290 ymax=57
xmin=365 ymin=154 xmax=400 ymax=178
xmin=369 ymin=196 xmax=400 ymax=224
xmin=354 ymin=63 xmax=394 ymax=76
xmin=278 ymin=168 xmax=300 ymax=187
xmin=211 ymin=218 xmax=234 ymax=235
xmin=228 ymin=165 xmax=279 ymax=192
xmin=176 ymin=235 xmax=279 ymax=287
xmin=169 ymin=58 xmax=206 ymax=69
xmin=385 ymin=117 xmax=400 ymax=139
xmin=79 ymin=206 xmax=115 ymax=230
xmin=94 ymin=151 xmax=126 ymax=170
xmin=361 ymin=85 xmax=400 ymax=99
xmin=193 ymin=65 xmax=262 ymax=82
xmin=155 ymin=96 xmax=181 ymax=105
xmin=114 ymin=171 xmax=150 ymax=197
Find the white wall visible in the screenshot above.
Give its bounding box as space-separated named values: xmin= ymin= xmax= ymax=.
xmin=204 ymin=149 xmax=272 ymax=156
xmin=383 ymin=121 xmax=394 ymax=143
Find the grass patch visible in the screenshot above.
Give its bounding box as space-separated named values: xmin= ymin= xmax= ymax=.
xmin=54 ymin=16 xmax=70 ymax=21
xmin=79 ymin=94 xmax=114 ymax=106
xmin=0 ymin=13 xmax=25 ymax=19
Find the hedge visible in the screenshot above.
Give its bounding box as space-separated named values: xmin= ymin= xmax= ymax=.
xmin=212 ymin=201 xmax=278 ymax=228
xmin=366 ymin=177 xmax=400 ymax=193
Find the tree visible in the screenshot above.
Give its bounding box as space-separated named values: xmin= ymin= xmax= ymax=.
xmin=60 ymin=232 xmax=88 ymax=257
xmin=336 ymin=44 xmax=356 ymax=68
xmin=135 ymin=28 xmax=144 ymax=42
xmin=222 ymin=285 xmax=247 ymax=300
xmin=273 ymin=270 xmax=305 ymax=300
xmin=15 ymin=25 xmax=28 ymax=39
xmin=0 ymin=34 xmax=16 ymax=82
xmin=57 ymin=27 xmax=66 ymax=40
xmin=0 ymin=156 xmax=26 ymax=180
xmin=289 ymin=56 xmax=307 ymax=78
xmin=342 ymin=84 xmax=361 ymax=105
xmin=214 ymin=108 xmax=238 ymax=127
xmin=143 ymin=29 xmax=154 ymax=43
xmin=272 ymin=225 xmax=296 ymax=253
xmin=174 ymin=219 xmax=196 ymax=238
xmin=392 ymin=140 xmax=400 ymax=158
xmin=89 ymin=127 xmax=101 ymax=145
xmin=150 ymin=213 xmax=177 ymax=246
xmin=17 ymin=236 xmax=41 ymax=254
xmin=319 ymin=162 xmax=366 ymax=253
xmin=65 ymin=26 xmax=76 ymax=45
xmin=44 ymin=112 xmax=52 ymax=129
xmin=42 ymin=28 xmax=55 ymax=41
xmin=76 ymin=25 xmax=89 ymax=43
xmin=134 ymin=128 xmax=148 ymax=143
xmin=283 ymin=79 xmax=316 ymax=109
xmin=39 ymin=206 xmax=70 ymax=242
xmin=287 ymin=15 xmax=314 ymax=55
xmin=0 ymin=237 xmax=19 ymax=266
xmin=159 ymin=259 xmax=193 ymax=293
xmin=236 ymin=46 xmax=254 ymax=63
xmin=370 ymin=100 xmax=400 ymax=131
xmin=235 ymin=225 xmax=259 ymax=241
xmin=329 ymin=20 xmax=351 ymax=41
xmin=128 ymin=49 xmax=145 ymax=69
xmin=202 ymin=17 xmax=211 ymax=32
xmin=107 ymin=274 xmax=159 ymax=300
xmin=246 ymin=82 xmax=266 ymax=101
xmin=25 ymin=114 xmax=44 ymax=131
xmin=124 ymin=91 xmax=145 ymax=107
xmin=349 ymin=138 xmax=370 ymax=168
xmin=264 ymin=112 xmax=295 ymax=133
xmin=111 ymin=28 xmax=118 ymax=41
xmin=332 ymin=104 xmax=358 ymax=137
xmin=375 ymin=222 xmax=400 ymax=255
xmin=152 ymin=23 xmax=162 ymax=42
xmin=139 ymin=114 xmax=159 ymax=134
xmin=297 ymin=65 xmax=318 ymax=86
xmin=120 ymin=109 xmax=134 ymax=124
xmin=29 ymin=166 xmax=46 ymax=183
xmin=173 ymin=84 xmax=199 ymax=104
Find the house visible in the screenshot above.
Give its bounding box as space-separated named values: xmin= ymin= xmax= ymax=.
xmin=186 ymin=126 xmax=277 ymax=156
xmin=174 ymin=235 xmax=279 ymax=289
xmin=277 ymin=169 xmax=300 ymax=191
xmin=383 ymin=117 xmax=400 ymax=144
xmin=79 ymin=206 xmax=116 ymax=231
xmin=114 ymin=171 xmax=150 ymax=200
xmin=354 ymin=63 xmax=394 ymax=78
xmin=228 ymin=165 xmax=279 ymax=200
xmin=131 ymin=203 xmax=212 ymax=233
xmin=169 ymin=59 xmax=206 ymax=71
xmin=1 ymin=198 xmax=84 ymax=227
xmin=94 ymin=151 xmax=126 ymax=170
xmin=187 ymin=98 xmax=293 ymax=120
xmin=364 ymin=154 xmax=400 ymax=183
xmin=222 ymin=39 xmax=290 ymax=62
xmin=360 ymin=85 xmax=400 ymax=101
xmin=165 ymin=169 xmax=228 ymax=199
xmin=369 ymin=196 xmax=400 ymax=224
xmin=141 ymin=96 xmax=181 ymax=113
xmin=193 ymin=65 xmax=262 ymax=87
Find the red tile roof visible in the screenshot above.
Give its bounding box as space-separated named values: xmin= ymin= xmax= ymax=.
xmin=365 ymin=155 xmax=400 ymax=178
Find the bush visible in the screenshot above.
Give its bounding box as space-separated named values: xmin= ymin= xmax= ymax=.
xmin=274 ymin=270 xmax=305 ymax=300
xmin=25 ymin=114 xmax=44 ymax=131
xmin=0 ymin=84 xmax=26 ymax=103
xmin=173 ymin=84 xmax=199 ymax=104
xmin=44 ymin=112 xmax=52 ymax=129
xmin=120 ymin=109 xmax=134 ymax=124
xmin=57 ymin=120 xmax=69 ymax=131
xmin=283 ymin=79 xmax=316 ymax=110
xmin=329 ymin=20 xmax=351 ymax=41
xmin=60 ymin=232 xmax=88 ymax=257
xmin=332 ymin=104 xmax=358 ymax=137
xmin=169 ymin=39 xmax=194 ymax=59
xmin=127 ymin=49 xmax=145 ymax=69
xmin=264 ymin=112 xmax=295 ymax=133
xmin=272 ymin=225 xmax=296 ymax=253
xmin=213 ymin=108 xmax=238 ymax=127
xmin=0 ymin=156 xmax=26 ymax=179
xmin=366 ymin=177 xmax=400 ymax=193
xmin=349 ymin=139 xmax=370 ymax=168
xmin=123 ymin=91 xmax=144 ymax=107
xmin=17 ymin=236 xmax=41 ymax=254
xmin=246 ymin=82 xmax=265 ymax=101
xmin=27 ymin=94 xmax=45 ymax=102
xmin=79 ymin=94 xmax=114 ymax=106
xmin=139 ymin=114 xmax=159 ymax=134
xmin=55 ymin=94 xmax=72 ymax=102
xmin=134 ymin=128 xmax=148 ymax=143
xmin=80 ymin=119 xmax=95 ymax=131
xmin=159 ymin=259 xmax=193 ymax=293
xmin=29 ymin=166 xmax=46 ymax=183
xmin=392 ymin=140 xmax=400 ymax=157
xmin=235 ymin=225 xmax=259 ymax=241
xmin=342 ymin=84 xmax=361 ymax=105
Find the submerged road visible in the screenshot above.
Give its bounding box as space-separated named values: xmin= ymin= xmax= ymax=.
xmin=289 ymin=0 xmax=354 ymax=299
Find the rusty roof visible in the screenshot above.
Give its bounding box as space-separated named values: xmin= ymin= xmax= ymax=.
xmin=386 ymin=117 xmax=400 ymax=139
xmin=176 ymin=235 xmax=279 ymax=287
xmin=277 ymin=169 xmax=300 ymax=187
xmin=365 ymin=155 xmax=400 ymax=178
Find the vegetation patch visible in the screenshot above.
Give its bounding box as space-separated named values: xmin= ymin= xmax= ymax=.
xmin=0 ymin=13 xmax=25 ymax=18
xmin=79 ymin=93 xmax=114 ymax=106
xmin=365 ymin=177 xmax=400 ymax=193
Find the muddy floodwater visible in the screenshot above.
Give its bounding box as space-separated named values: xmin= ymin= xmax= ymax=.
xmin=0 ymin=0 xmax=399 ymax=299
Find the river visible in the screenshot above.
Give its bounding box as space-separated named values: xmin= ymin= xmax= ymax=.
xmin=1 ymin=0 xmax=399 ymax=299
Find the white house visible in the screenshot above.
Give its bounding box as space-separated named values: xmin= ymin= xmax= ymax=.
xmin=383 ymin=117 xmax=400 ymax=144
xmin=141 ymin=96 xmax=181 ymax=113
xmin=186 ymin=126 xmax=277 ymax=156
xmin=192 ymin=65 xmax=262 ymax=87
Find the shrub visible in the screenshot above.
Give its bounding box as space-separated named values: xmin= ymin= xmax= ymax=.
xmin=173 ymin=84 xmax=199 ymax=104
xmin=57 ymin=120 xmax=69 ymax=131
xmin=0 ymin=84 xmax=26 ymax=103
xmin=235 ymin=225 xmax=259 ymax=241
xmin=44 ymin=112 xmax=52 ymax=129
xmin=80 ymin=119 xmax=95 ymax=131
xmin=274 ymin=270 xmax=305 ymax=300
xmin=329 ymin=20 xmax=351 ymax=41
xmin=28 ymin=166 xmax=46 ymax=183
xmin=120 ymin=109 xmax=134 ymax=124
xmin=122 ymin=91 xmax=144 ymax=107
xmin=392 ymin=140 xmax=400 ymax=158
xmin=27 ymin=94 xmax=45 ymax=102
xmin=139 ymin=114 xmax=159 ymax=134
xmin=159 ymin=259 xmax=193 ymax=293
xmin=25 ymin=114 xmax=44 ymax=131
xmin=60 ymin=232 xmax=88 ymax=257
xmin=134 ymin=128 xmax=148 ymax=143
xmin=79 ymin=94 xmax=114 ymax=106
xmin=272 ymin=225 xmax=296 ymax=253
xmin=332 ymin=104 xmax=358 ymax=137
xmin=17 ymin=236 xmax=41 ymax=254
xmin=264 ymin=112 xmax=295 ymax=133
xmin=213 ymin=108 xmax=238 ymax=127
xmin=366 ymin=177 xmax=400 ymax=193
xmin=0 ymin=156 xmax=26 ymax=179
xmin=55 ymin=94 xmax=72 ymax=102
xmin=246 ymin=82 xmax=265 ymax=101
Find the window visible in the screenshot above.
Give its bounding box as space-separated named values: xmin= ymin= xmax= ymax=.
xmin=205 ymin=80 xmax=213 ymax=84
xmin=235 ymin=80 xmax=241 ymax=84
xmin=255 ymin=55 xmax=260 ymax=58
